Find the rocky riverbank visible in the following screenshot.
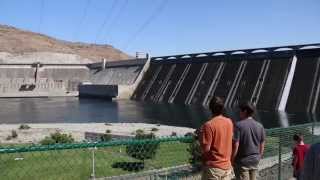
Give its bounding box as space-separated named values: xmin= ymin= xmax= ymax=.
xmin=0 ymin=123 xmax=195 ymax=144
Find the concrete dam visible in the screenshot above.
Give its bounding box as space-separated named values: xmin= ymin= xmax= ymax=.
xmin=132 ymin=44 xmax=320 ymax=113
xmin=2 ymin=43 xmax=320 ymax=115
xmin=0 ymin=59 xmax=146 ymax=98
xmin=0 ymin=63 xmax=89 ymax=97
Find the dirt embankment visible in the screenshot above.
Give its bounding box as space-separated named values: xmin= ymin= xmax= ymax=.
xmin=0 ymin=24 xmax=130 ymax=63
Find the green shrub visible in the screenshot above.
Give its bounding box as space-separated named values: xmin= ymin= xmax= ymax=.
xmin=100 ymin=133 xmax=112 ymax=142
xmin=126 ymin=132 xmax=159 ymax=161
xmin=19 ymin=124 xmax=31 ymax=130
xmin=51 ymin=132 xmax=74 ymax=143
xmin=11 ymin=130 xmax=18 ymax=138
xmin=40 ymin=132 xmax=74 ymax=145
xmin=40 ymin=136 xmax=56 ymax=145
xmin=6 ymin=130 xmax=18 ymax=141
xmin=135 ymin=129 xmax=144 ymax=135
xmin=106 ymin=129 xmax=112 ymax=134
xmin=184 ymin=132 xmax=194 ymax=137
xmin=135 ymin=132 xmax=156 ymax=139
xmin=186 ymin=131 xmax=202 ymax=169
xmin=171 ymin=132 xmax=177 ymax=136
xmin=6 ymin=135 xmax=12 ymax=141
xmin=151 ymin=128 xmax=159 ymax=132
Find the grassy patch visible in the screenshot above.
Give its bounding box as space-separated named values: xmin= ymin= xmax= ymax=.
xmin=0 ymin=142 xmax=190 ymax=180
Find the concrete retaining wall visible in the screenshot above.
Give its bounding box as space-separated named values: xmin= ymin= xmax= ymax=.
xmin=0 ymin=64 xmax=89 ymax=97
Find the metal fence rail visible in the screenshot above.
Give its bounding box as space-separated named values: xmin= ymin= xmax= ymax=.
xmin=1 ymin=122 xmax=320 ymax=180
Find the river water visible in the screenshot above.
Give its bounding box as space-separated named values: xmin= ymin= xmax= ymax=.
xmin=0 ymin=97 xmax=317 ymax=129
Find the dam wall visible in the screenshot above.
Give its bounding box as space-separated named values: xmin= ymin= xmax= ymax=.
xmin=88 ymin=59 xmax=148 ymax=99
xmin=0 ymin=58 xmax=147 ymax=98
xmin=90 ymin=66 xmax=143 ymax=85
xmin=286 ymin=50 xmax=320 ymax=113
xmin=89 ymin=59 xmax=146 ymax=85
xmin=0 ymin=64 xmax=90 ymax=97
xmin=132 ymin=44 xmax=320 ymax=112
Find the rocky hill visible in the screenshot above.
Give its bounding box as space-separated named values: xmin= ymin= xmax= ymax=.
xmin=0 ymin=24 xmax=130 ymax=63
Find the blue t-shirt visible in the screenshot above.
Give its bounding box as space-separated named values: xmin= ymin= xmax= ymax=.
xmin=302 ymin=143 xmax=320 ymax=180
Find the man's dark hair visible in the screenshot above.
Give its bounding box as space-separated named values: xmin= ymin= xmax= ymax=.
xmin=209 ymin=97 xmax=224 ymax=115
xmin=293 ymin=134 xmax=303 ymax=142
xmin=239 ymin=102 xmax=255 ymax=116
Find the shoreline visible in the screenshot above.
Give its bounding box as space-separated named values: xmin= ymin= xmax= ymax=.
xmin=0 ymin=123 xmax=195 ymax=144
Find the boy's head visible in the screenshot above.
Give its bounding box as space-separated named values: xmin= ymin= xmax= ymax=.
xmin=209 ymin=96 xmax=224 ymax=115
xmin=293 ymin=134 xmax=303 ymax=143
xmin=239 ymin=102 xmax=255 ymax=120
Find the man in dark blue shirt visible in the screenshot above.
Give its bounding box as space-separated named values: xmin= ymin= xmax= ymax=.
xmin=302 ymin=143 xmax=320 ymax=180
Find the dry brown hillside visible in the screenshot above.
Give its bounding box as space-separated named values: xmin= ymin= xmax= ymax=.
xmin=0 ymin=24 xmax=130 ymax=62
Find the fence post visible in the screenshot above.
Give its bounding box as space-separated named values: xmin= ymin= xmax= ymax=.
xmin=312 ymin=122 xmax=315 ymax=143
xmin=90 ymin=147 xmax=97 ymax=180
xmin=278 ymin=138 xmax=282 ymax=180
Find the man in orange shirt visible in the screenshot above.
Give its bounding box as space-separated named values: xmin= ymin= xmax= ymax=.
xmin=200 ymin=97 xmax=234 ymax=180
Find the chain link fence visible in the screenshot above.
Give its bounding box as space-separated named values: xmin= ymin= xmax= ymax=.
xmin=1 ymin=122 xmax=320 ymax=180
xmin=260 ymin=122 xmax=320 ymax=180
xmin=0 ymin=136 xmax=193 ymax=180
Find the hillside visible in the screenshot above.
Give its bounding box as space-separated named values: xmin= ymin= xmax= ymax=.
xmin=0 ymin=24 xmax=130 ymax=63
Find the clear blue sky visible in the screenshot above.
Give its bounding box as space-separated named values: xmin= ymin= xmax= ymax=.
xmin=0 ymin=0 xmax=319 ymax=57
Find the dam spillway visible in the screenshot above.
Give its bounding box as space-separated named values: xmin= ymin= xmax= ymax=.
xmin=132 ymin=44 xmax=320 ymax=113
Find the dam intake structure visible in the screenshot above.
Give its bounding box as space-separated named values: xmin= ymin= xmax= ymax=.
xmin=0 ymin=58 xmax=147 ymax=98
xmin=0 ymin=63 xmax=89 ymax=97
xmin=132 ymin=43 xmax=320 ymax=114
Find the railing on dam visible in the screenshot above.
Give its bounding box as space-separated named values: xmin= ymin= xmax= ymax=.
xmin=1 ymin=122 xmax=320 ymax=180
xmin=132 ymin=43 xmax=320 ymax=113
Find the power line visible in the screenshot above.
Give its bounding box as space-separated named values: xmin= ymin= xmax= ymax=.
xmin=94 ymin=0 xmax=119 ymax=43
xmin=73 ymin=0 xmax=92 ymax=41
xmin=103 ymin=0 xmax=129 ymax=44
xmin=38 ymin=0 xmax=45 ymax=33
xmin=123 ymin=0 xmax=169 ymax=50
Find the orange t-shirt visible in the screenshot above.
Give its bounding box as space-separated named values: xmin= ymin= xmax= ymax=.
xmin=200 ymin=115 xmax=233 ymax=170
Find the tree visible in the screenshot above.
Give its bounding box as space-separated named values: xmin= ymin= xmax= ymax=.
xmin=126 ymin=132 xmax=160 ymax=161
